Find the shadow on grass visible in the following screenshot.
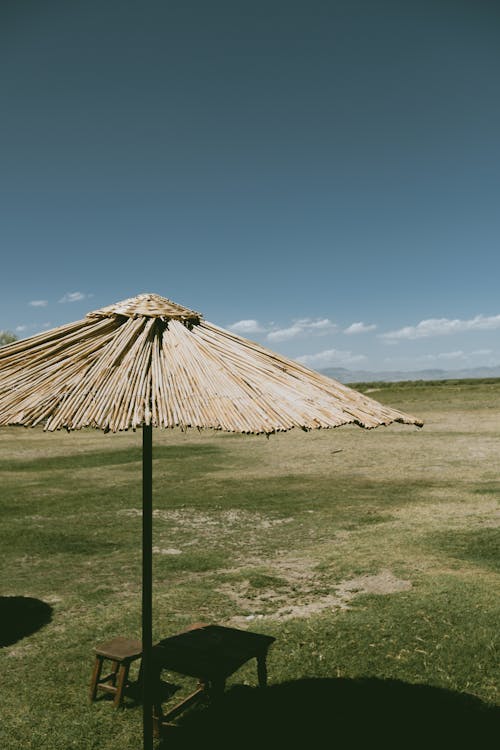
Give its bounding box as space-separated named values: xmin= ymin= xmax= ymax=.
xmin=426 ymin=527 xmax=500 ymax=573
xmin=0 ymin=443 xmax=223 ymax=473
xmin=160 ymin=677 xmax=499 ymax=748
xmin=0 ymin=596 xmax=52 ymax=647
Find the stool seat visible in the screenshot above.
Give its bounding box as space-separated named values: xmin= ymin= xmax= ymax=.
xmin=89 ymin=636 xmax=142 ymax=708
xmin=95 ymin=636 xmax=143 ymax=662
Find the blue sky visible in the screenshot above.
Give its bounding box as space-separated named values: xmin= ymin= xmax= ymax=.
xmin=2 ymin=0 xmax=500 ymax=372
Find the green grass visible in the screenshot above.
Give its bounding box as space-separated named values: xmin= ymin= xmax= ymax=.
xmin=1 ymin=379 xmax=499 ymax=748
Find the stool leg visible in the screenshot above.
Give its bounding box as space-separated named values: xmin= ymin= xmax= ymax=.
xmin=114 ymin=662 xmax=130 ymax=708
xmin=89 ymin=656 xmax=103 ymax=703
xmin=110 ymin=660 xmax=119 ymax=686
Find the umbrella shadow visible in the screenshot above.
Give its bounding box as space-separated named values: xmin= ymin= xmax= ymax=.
xmin=0 ymin=596 xmax=53 ymax=647
xmin=0 ymin=442 xmax=222 ymax=473
xmin=159 ymin=676 xmax=500 ymax=749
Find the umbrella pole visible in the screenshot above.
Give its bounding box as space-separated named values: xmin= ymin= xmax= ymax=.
xmin=142 ymin=424 xmax=153 ymax=750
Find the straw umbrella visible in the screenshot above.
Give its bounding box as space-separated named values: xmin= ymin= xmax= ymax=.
xmin=0 ymin=293 xmax=422 ymax=749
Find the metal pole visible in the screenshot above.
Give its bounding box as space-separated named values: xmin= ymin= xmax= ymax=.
xmin=142 ymin=424 xmax=153 ymax=750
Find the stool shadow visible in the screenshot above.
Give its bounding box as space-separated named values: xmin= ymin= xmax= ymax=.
xmin=0 ymin=596 xmax=53 ymax=647
xmin=160 ymin=676 xmax=500 ymax=749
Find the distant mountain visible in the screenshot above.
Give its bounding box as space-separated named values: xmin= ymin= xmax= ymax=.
xmin=319 ymin=365 xmax=500 ymax=384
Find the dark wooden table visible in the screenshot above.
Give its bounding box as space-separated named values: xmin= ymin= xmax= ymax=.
xmin=152 ymin=623 xmax=275 ymax=735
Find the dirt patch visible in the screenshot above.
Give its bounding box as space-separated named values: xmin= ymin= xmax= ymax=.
xmin=118 ymin=507 xmax=294 ymax=531
xmin=153 ymin=547 xmax=182 ymax=555
xmin=223 ymin=567 xmax=412 ymax=625
xmin=336 ymin=570 xmax=412 ymax=596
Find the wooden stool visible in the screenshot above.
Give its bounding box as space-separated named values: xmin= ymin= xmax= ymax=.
xmin=89 ymin=636 xmax=142 ymax=708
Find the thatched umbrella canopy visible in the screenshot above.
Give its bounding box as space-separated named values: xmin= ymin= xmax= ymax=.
xmin=0 ymin=292 xmax=422 ymax=748
xmin=0 ymin=292 xmax=422 ymax=432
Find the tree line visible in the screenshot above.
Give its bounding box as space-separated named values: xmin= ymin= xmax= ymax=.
xmin=0 ymin=331 xmax=18 ymax=346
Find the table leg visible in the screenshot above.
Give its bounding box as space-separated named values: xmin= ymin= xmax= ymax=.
xmin=209 ymin=677 xmax=226 ymax=699
xmin=257 ymin=651 xmax=268 ymax=688
xmin=152 ymin=664 xmax=164 ymax=738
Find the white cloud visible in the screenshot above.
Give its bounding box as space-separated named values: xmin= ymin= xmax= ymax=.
xmin=385 ymin=349 xmax=495 ymax=365
xmin=29 ymin=299 xmax=48 ymax=307
xmin=59 ymin=291 xmax=87 ymax=303
xmin=296 ymin=348 xmax=366 ymax=368
xmin=419 ymin=351 xmax=466 ymax=362
xmin=12 ymin=322 xmax=57 ymax=336
xmin=471 ymin=349 xmax=493 ymax=357
xmin=267 ymin=318 xmax=337 ymax=342
xmin=381 ymin=314 xmax=500 ymax=340
xmin=301 ymin=317 xmax=335 ymax=331
xmin=344 ymin=321 xmax=377 ymax=335
xmin=434 ymin=351 xmax=465 ymax=360
xmin=267 ymin=324 xmax=304 ymax=342
xmin=228 ymin=319 xmax=265 ymax=334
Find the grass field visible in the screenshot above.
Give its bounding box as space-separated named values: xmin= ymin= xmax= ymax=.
xmin=1 ymin=379 xmax=499 ymax=748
